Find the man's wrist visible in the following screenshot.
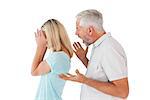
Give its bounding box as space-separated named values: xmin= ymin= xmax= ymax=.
xmin=80 ymin=56 xmax=88 ymax=62
xmin=82 ymin=77 xmax=89 ymax=84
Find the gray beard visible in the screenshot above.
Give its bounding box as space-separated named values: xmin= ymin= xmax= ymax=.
xmin=83 ymin=41 xmax=90 ymax=46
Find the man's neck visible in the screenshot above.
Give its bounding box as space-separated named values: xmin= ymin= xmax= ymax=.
xmin=93 ymin=31 xmax=106 ymax=43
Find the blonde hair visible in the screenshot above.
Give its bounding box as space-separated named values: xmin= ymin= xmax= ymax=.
xmin=76 ymin=9 xmax=104 ymax=32
xmin=41 ymin=19 xmax=73 ymax=57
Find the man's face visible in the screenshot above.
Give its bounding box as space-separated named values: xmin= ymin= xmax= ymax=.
xmin=75 ymin=19 xmax=91 ymax=46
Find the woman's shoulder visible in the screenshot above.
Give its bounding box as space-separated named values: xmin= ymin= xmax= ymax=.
xmin=49 ymin=51 xmax=70 ymax=61
xmin=46 ymin=51 xmax=71 ymax=72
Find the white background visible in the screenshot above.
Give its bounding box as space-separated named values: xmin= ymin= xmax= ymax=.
xmin=0 ymin=0 xmax=150 ymax=100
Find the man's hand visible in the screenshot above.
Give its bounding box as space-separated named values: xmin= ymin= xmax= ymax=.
xmin=73 ymin=42 xmax=89 ymax=67
xmin=59 ymin=69 xmax=88 ymax=83
xmin=35 ymin=29 xmax=47 ymax=47
xmin=73 ymin=42 xmax=88 ymax=61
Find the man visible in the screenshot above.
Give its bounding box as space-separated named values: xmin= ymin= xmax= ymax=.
xmin=59 ymin=9 xmax=129 ymax=100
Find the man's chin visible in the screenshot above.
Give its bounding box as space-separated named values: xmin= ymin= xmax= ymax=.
xmin=83 ymin=41 xmax=90 ymax=46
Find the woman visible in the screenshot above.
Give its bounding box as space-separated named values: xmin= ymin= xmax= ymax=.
xmin=31 ymin=19 xmax=73 ymax=100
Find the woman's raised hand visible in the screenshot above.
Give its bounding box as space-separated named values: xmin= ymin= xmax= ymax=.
xmin=34 ymin=29 xmax=47 ymax=47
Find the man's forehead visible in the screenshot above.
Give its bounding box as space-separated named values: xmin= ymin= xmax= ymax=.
xmin=76 ymin=18 xmax=81 ymax=24
xmin=76 ymin=19 xmax=81 ymax=27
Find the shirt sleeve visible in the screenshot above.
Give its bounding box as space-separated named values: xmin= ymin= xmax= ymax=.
xmin=101 ymin=46 xmax=128 ymax=81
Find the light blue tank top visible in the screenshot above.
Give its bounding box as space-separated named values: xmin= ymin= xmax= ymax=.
xmin=35 ymin=51 xmax=71 ymax=100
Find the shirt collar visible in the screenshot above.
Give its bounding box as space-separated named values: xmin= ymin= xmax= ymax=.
xmin=93 ymin=32 xmax=111 ymax=47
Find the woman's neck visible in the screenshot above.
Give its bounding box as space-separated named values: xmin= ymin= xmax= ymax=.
xmin=61 ymin=45 xmax=71 ymax=58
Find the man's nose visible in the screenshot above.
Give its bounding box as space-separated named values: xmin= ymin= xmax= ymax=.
xmin=75 ymin=31 xmax=78 ymax=35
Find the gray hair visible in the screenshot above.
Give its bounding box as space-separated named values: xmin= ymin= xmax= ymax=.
xmin=76 ymin=9 xmax=104 ymax=32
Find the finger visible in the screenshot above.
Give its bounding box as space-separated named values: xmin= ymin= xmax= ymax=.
xmin=74 ymin=42 xmax=80 ymax=48
xmin=59 ymin=74 xmax=67 ymax=77
xmin=59 ymin=74 xmax=76 ymax=81
xmin=85 ymin=46 xmax=88 ymax=53
xmin=37 ymin=29 xmax=40 ymax=36
xmin=72 ymin=43 xmax=77 ymax=51
xmin=34 ymin=32 xmax=37 ymax=37
xmin=77 ymin=42 xmax=82 ymax=48
xmin=73 ymin=49 xmax=78 ymax=55
xmin=40 ymin=30 xmax=44 ymax=36
xmin=39 ymin=30 xmax=42 ymax=36
xmin=66 ymin=73 xmax=75 ymax=77
xmin=37 ymin=29 xmax=39 ymax=33
xmin=73 ymin=48 xmax=76 ymax=53
xmin=37 ymin=29 xmax=38 ymax=33
xmin=73 ymin=43 xmax=78 ymax=50
xmin=75 ymin=69 xmax=80 ymax=75
xmin=38 ymin=29 xmax=42 ymax=36
xmin=59 ymin=74 xmax=69 ymax=80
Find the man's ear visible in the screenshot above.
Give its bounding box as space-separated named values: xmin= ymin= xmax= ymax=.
xmin=87 ymin=26 xmax=94 ymax=36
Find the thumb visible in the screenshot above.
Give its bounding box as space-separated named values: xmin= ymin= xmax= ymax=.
xmin=85 ymin=47 xmax=88 ymax=53
xmin=75 ymin=69 xmax=80 ymax=75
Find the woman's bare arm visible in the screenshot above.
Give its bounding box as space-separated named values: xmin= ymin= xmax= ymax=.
xmin=31 ymin=29 xmax=51 ymax=76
